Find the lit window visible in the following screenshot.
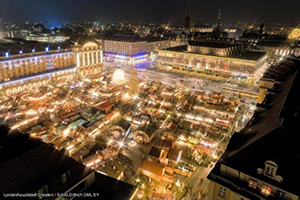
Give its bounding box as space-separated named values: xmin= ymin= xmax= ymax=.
xmin=261 ymin=185 xmax=271 ymax=196
xmin=277 ymin=190 xmax=286 ymax=199
xmin=265 ymin=166 xmax=274 ymax=176
xmin=218 ymin=186 xmax=226 ymax=198
xmin=248 ymin=179 xmax=257 ymax=189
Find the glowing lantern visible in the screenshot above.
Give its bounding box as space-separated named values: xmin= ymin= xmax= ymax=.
xmin=291 ymin=29 xmax=300 ymax=38
xmin=224 ymin=63 xmax=228 ymax=71
xmin=112 ymin=69 xmax=125 ymax=83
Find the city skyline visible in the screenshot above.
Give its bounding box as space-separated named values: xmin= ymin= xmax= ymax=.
xmin=0 ymin=0 xmax=300 ymax=26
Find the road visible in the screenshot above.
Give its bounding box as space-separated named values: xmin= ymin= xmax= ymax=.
xmin=103 ymin=63 xmax=259 ymax=97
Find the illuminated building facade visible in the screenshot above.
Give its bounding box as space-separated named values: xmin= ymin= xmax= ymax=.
xmin=71 ymin=39 xmax=103 ymax=76
xmin=193 ymin=25 xmax=214 ymax=33
xmin=102 ymin=36 xmax=147 ymax=64
xmin=103 ymin=39 xmax=147 ymax=56
xmin=102 ymin=36 xmax=172 ymax=64
xmin=239 ymin=28 xmax=300 ymax=58
xmin=0 ymin=37 xmax=103 ymax=95
xmin=25 ymin=35 xmax=70 ymax=43
xmin=157 ymin=41 xmax=268 ymax=83
xmin=145 ymin=38 xmax=172 ymax=53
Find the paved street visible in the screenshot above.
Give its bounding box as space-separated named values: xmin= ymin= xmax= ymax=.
xmin=104 ymin=62 xmax=260 ymax=96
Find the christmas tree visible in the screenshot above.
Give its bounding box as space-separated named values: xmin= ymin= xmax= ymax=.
xmin=177 ymin=80 xmax=184 ymax=100
xmin=128 ymin=69 xmax=139 ymax=95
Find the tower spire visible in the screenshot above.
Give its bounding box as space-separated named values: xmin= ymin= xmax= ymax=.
xmin=217 ymin=8 xmax=222 ymax=28
xmin=186 ymin=0 xmax=190 ymax=16
xmin=184 ymin=0 xmax=191 ymax=32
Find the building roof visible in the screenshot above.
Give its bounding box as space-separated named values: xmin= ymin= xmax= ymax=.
xmin=0 ymin=35 xmax=99 ymax=59
xmin=151 ymin=192 xmax=173 ymax=200
xmin=106 ymin=111 xmax=118 ymax=119
xmin=167 ymin=122 xmax=177 ymax=131
xmin=161 ymin=45 xmax=267 ymax=61
xmin=68 ymin=35 xmax=99 ymax=46
xmin=0 ymin=128 xmax=91 ymax=194
xmin=263 ymin=58 xmax=300 ymax=81
xmin=82 ymin=172 xmax=137 ymax=200
xmin=144 ymin=36 xmax=168 ymax=42
xmin=97 ymin=101 xmax=113 ymax=110
xmin=140 ymin=159 xmax=165 ymax=177
xmin=188 ymin=40 xmax=239 ymax=48
xmin=209 ymin=57 xmax=300 ymax=197
xmin=102 ymin=35 xmax=145 ymax=42
xmin=0 ymin=126 xmax=137 ymax=199
xmin=0 ymin=38 xmax=71 ymax=59
xmin=167 ymin=148 xmax=181 ymax=162
xmin=136 ymin=124 xmax=156 ymax=137
xmin=32 ymin=23 xmax=46 ymax=29
xmin=149 ymin=146 xmax=162 ymax=158
xmin=240 ymin=32 xmax=287 ymax=42
xmin=225 ymin=57 xmax=300 ymax=155
xmin=116 ymin=118 xmax=131 ymax=131
xmin=0 ymin=125 xmax=44 ymax=165
xmin=160 ymin=139 xmax=174 ymax=148
xmin=103 ymin=160 xmax=124 ymax=179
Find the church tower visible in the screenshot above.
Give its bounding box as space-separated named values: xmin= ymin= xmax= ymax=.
xmin=184 ymin=0 xmax=191 ymax=33
xmin=259 ymin=22 xmax=265 ymax=35
xmin=217 ymin=9 xmax=222 ymax=30
xmin=212 ymin=9 xmax=225 ymax=39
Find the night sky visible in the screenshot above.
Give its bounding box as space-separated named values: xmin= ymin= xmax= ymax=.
xmin=0 ymin=0 xmax=299 ymax=26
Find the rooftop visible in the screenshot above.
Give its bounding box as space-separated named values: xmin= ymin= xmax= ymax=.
xmin=209 ymin=56 xmax=300 ymax=197
xmin=167 ymin=148 xmax=181 ymax=161
xmin=0 ymin=126 xmax=91 ymax=194
xmin=68 ymin=35 xmax=99 ymax=46
xmin=0 ymin=36 xmax=100 ymax=59
xmin=160 ymin=139 xmax=174 ymax=148
xmin=0 ymin=38 xmax=71 ymax=59
xmin=188 ymin=40 xmax=239 ymax=48
xmin=82 ymin=172 xmax=137 ymax=200
xmin=102 ymin=35 xmax=145 ymax=42
xmin=97 ymin=101 xmax=113 ymax=110
xmin=149 ymin=146 xmax=162 ymax=159
xmin=115 ymin=118 xmax=131 ymax=131
xmin=136 ymin=124 xmax=156 ymax=137
xmin=140 ymin=159 xmax=165 ymax=177
xmin=161 ymin=45 xmax=267 ymax=61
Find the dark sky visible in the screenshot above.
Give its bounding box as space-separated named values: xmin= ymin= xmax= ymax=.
xmin=0 ymin=0 xmax=299 ymax=26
